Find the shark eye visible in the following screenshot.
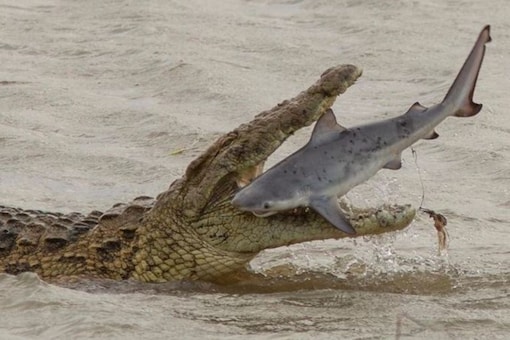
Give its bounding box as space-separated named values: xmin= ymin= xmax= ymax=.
xmin=263 ymin=202 xmax=271 ymax=209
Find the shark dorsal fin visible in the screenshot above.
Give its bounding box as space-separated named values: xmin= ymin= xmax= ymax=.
xmin=405 ymin=102 xmax=428 ymax=115
xmin=310 ymin=109 xmax=346 ymax=145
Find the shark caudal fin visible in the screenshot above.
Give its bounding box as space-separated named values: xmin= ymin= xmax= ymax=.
xmin=443 ymin=25 xmax=491 ymax=117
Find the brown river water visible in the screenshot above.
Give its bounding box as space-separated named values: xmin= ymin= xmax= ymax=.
xmin=0 ymin=0 xmax=509 ymax=339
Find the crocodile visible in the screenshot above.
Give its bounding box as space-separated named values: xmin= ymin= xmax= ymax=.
xmin=0 ymin=65 xmax=415 ymax=284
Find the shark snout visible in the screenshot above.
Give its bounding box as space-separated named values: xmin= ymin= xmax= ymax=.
xmin=231 ymin=193 xmax=243 ymax=209
xmin=231 ymin=190 xmax=253 ymax=211
xmin=232 ymin=188 xmax=276 ymax=214
xmin=232 ymin=192 xmax=280 ymax=218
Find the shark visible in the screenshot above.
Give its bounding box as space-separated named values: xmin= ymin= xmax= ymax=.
xmin=231 ymin=25 xmax=491 ymax=235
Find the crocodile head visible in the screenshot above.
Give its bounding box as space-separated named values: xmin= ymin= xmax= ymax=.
xmin=130 ymin=65 xmax=415 ymax=283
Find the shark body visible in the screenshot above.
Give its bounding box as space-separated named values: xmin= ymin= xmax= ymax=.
xmin=232 ymin=26 xmax=491 ymax=234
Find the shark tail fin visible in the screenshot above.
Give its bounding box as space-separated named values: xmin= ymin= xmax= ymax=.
xmin=443 ymin=25 xmax=491 ymax=118
xmin=454 ymin=102 xmax=482 ymax=118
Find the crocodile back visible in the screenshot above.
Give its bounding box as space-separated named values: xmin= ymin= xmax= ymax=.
xmin=0 ymin=196 xmax=155 ymax=277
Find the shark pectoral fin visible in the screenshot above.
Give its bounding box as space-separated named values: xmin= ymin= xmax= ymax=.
xmin=423 ymin=130 xmax=439 ymax=140
xmin=310 ymin=197 xmax=356 ymax=234
xmin=310 ymin=109 xmax=346 ymax=145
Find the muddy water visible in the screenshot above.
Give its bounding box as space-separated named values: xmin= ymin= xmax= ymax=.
xmin=0 ymin=0 xmax=509 ymax=339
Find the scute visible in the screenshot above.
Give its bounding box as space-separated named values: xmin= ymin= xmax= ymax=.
xmin=0 ymin=196 xmax=155 ymax=257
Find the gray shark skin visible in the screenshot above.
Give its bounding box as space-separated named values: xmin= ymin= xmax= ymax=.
xmin=232 ymin=25 xmax=491 ymax=234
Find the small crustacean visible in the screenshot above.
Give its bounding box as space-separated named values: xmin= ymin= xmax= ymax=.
xmin=420 ymin=208 xmax=449 ymax=255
